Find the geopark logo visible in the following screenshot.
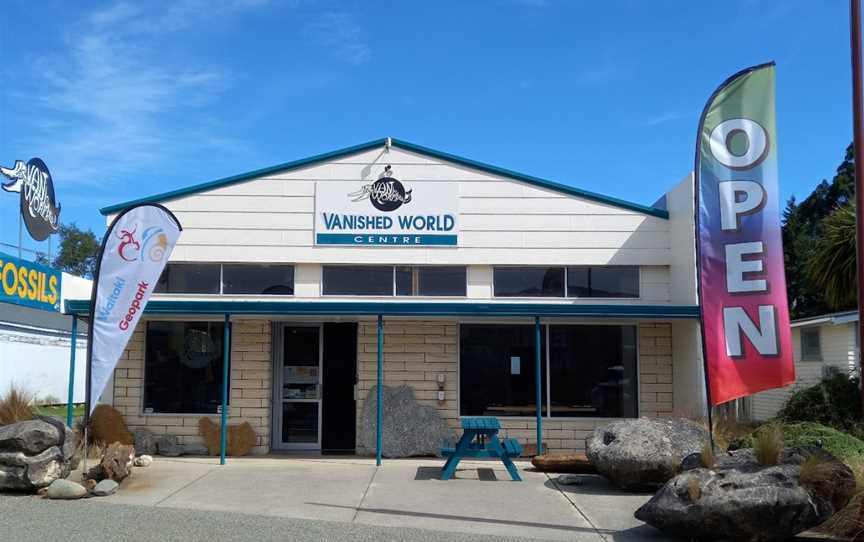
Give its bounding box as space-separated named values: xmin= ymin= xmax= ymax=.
xmin=116 ymin=225 xmax=169 ymax=263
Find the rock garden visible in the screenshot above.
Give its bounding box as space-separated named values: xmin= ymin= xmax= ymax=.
xmin=0 ymin=386 xmax=258 ymax=501
xmin=532 ymin=373 xmax=864 ymax=541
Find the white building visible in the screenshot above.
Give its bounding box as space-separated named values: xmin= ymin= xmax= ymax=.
xmin=0 ymin=270 xmax=91 ymax=404
xmin=65 ymin=138 xmax=705 ymax=455
xmin=749 ymin=310 xmax=860 ymax=421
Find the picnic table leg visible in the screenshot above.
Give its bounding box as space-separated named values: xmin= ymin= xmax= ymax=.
xmin=488 ymin=434 xmax=522 ymax=482
xmin=441 ymin=431 xmax=474 ymax=480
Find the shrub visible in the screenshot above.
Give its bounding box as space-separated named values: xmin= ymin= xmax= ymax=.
xmin=700 ymin=441 xmax=716 ymax=469
xmin=754 ymin=424 xmax=783 ymax=466
xmin=731 ymin=422 xmax=864 ymax=460
xmin=88 ymin=405 xmax=133 ymax=446
xmin=198 ymin=417 xmax=257 ymax=456
xmin=0 ymin=386 xmax=34 ymax=426
xmin=778 ymin=374 xmax=861 ymax=432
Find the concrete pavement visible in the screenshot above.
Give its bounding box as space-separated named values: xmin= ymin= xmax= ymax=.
xmin=63 ymin=456 xmax=656 ymax=541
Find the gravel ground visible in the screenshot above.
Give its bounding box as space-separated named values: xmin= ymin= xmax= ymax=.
xmin=0 ymin=495 xmax=539 ymax=542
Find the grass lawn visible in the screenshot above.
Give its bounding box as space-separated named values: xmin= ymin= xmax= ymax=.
xmin=33 ymin=403 xmax=85 ymax=421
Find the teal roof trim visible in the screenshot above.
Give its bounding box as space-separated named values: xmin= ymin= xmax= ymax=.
xmin=65 ymin=299 xmax=698 ymax=318
xmin=100 ymin=137 xmax=669 ymax=219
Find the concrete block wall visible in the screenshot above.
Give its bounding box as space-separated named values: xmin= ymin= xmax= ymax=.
xmin=111 ymin=319 xmax=272 ymax=455
xmin=355 ymin=319 xmax=459 ymax=454
xmin=355 ymin=320 xmax=674 ymax=454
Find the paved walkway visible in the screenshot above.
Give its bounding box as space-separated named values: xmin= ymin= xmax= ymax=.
xmin=63 ymin=456 xmax=666 ymax=541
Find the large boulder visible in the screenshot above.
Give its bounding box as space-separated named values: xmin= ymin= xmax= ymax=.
xmin=586 ymin=418 xmax=707 ymax=490
xmin=360 ymin=385 xmax=456 ymax=458
xmin=133 ymin=428 xmax=158 ymax=455
xmin=635 ymin=446 xmax=855 ymax=541
xmin=0 ymin=418 xmax=79 ymax=491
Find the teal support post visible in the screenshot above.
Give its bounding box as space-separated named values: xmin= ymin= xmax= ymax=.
xmin=220 ymin=314 xmax=231 ymax=465
xmin=535 ymin=316 xmax=543 ymax=456
xmin=66 ymin=315 xmax=78 ymax=427
xmin=376 ymin=314 xmax=383 ymax=466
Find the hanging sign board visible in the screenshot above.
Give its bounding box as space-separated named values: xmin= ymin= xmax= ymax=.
xmin=314 ymin=171 xmax=458 ymax=246
xmin=0 ymin=251 xmax=61 ymax=312
xmin=1 ymin=158 xmax=61 ymax=241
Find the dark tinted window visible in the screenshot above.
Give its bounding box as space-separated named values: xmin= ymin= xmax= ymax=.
xmin=459 ymin=325 xmax=546 ymax=416
xmin=549 ymin=325 xmax=637 ymax=418
xmin=395 ymin=266 xmax=467 ymax=296
xmin=155 ymin=263 xmax=220 ymax=294
xmin=223 ymin=264 xmax=294 ymax=295
xmin=493 ymin=267 xmax=564 ymax=297
xmin=567 ymin=267 xmax=639 ymax=298
xmin=322 ymin=266 xmax=393 ymax=295
xmin=144 ymin=321 xmax=227 ymax=414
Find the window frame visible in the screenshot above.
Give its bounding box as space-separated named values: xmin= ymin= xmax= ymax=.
xmin=491 ymin=266 xmax=642 ymax=300
xmin=155 ymin=263 xmax=296 ymax=297
xmin=141 ymin=317 xmax=231 ymax=417
xmin=800 ymin=327 xmax=822 ymax=362
xmin=456 ymin=320 xmax=641 ymax=421
xmin=321 ymin=264 xmax=468 ymax=298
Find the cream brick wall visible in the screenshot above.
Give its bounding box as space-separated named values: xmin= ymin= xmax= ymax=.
xmin=355 ymin=320 xmax=674 ymax=455
xmin=112 ymin=319 xmax=272 ymax=455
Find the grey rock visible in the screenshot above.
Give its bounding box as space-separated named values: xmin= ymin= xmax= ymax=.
xmin=46 ymin=479 xmax=87 ymax=500
xmin=157 ymin=435 xmax=183 ymax=457
xmin=92 ymin=479 xmax=119 ymax=496
xmin=0 ymin=419 xmax=62 ymax=455
xmin=586 ymin=418 xmax=707 ymax=490
xmin=182 ymin=444 xmax=209 ymax=456
xmin=635 ymin=446 xmax=855 ymax=541
xmin=556 ymin=474 xmax=583 ymax=486
xmin=133 ymin=455 xmax=153 ymax=467
xmin=133 ymin=429 xmax=158 ymax=455
xmin=360 ymin=385 xmax=457 ymax=458
xmin=0 ymin=419 xmax=78 ymax=490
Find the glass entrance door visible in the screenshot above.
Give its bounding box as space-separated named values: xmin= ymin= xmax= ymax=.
xmin=279 ymin=325 xmax=322 ymax=449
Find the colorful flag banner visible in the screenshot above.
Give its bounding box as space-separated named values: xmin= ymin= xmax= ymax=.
xmin=695 ymin=63 xmax=794 ymax=405
xmin=86 ymin=204 xmax=182 ymax=414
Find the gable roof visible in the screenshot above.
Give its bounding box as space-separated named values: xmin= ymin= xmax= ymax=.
xmin=100 ymin=137 xmax=669 ymax=219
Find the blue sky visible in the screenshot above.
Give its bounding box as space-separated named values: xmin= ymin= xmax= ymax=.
xmin=0 ymin=0 xmax=854 ymax=258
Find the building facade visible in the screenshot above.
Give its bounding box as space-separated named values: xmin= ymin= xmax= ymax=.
xmin=67 ymin=138 xmax=704 ymax=455
xmin=749 ymin=310 xmax=859 ymax=420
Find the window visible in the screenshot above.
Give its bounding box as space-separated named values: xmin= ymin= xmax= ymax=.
xmin=459 ymin=325 xmax=546 ymax=416
xmin=322 ymin=265 xmax=393 ymax=295
xmin=549 ymin=325 xmax=637 ymax=417
xmin=323 ymin=265 xmax=468 ymax=296
xmin=155 ymin=263 xmax=220 ymax=294
xmin=493 ymin=267 xmax=565 ymax=297
xmin=801 ymin=328 xmax=822 ymax=361
xmin=459 ymin=323 xmax=637 ymax=419
xmin=396 ymin=266 xmax=466 ymax=296
xmin=567 ymin=266 xmax=639 ymax=298
xmin=143 ymin=321 xmax=227 ymax=414
xmin=155 ymin=263 xmax=295 ymax=295
xmin=222 ymin=264 xmax=294 ymax=295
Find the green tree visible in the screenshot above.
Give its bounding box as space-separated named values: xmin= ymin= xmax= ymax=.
xmin=807 ymin=202 xmax=857 ymax=310
xmin=43 ymin=224 xmax=100 ymax=278
xmin=782 ymin=143 xmax=856 ymax=317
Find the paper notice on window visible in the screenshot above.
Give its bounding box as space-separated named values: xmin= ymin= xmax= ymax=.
xmin=510 ymin=356 xmax=521 ymax=375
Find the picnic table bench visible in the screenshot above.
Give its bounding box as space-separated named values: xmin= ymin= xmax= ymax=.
xmin=440 ymin=416 xmax=522 ymax=481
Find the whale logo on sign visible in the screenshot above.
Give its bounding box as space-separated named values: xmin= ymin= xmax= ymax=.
xmin=1 ymin=158 xmax=61 ymax=241
xmin=348 ymin=165 xmax=413 ymax=212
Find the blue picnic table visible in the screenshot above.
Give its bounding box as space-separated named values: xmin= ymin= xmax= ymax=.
xmin=440 ymin=416 xmax=523 ymax=481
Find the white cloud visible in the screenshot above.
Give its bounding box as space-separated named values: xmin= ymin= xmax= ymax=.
xmin=16 ymin=2 xmax=267 ymax=187
xmin=305 ymin=12 xmax=371 ymax=65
